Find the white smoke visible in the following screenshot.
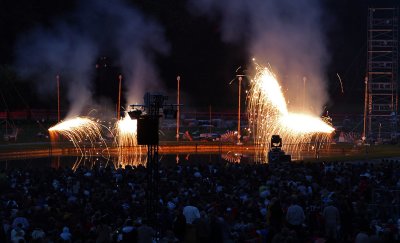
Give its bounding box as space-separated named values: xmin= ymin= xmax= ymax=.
xmin=14 ymin=0 xmax=169 ymax=118
xmin=188 ymin=0 xmax=329 ymax=114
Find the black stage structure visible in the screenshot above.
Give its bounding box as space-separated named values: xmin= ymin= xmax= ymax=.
xmin=128 ymin=92 xmax=177 ymax=236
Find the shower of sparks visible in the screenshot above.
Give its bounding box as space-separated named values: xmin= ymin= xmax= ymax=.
xmin=221 ymin=151 xmax=242 ymax=163
xmin=49 ymin=116 xmax=105 ymax=149
xmin=279 ymin=113 xmax=335 ymax=134
xmin=114 ymin=115 xmax=146 ymax=167
xmin=49 ymin=116 xmax=110 ymax=169
xmin=247 ymin=63 xmax=334 ymax=158
xmin=49 ymin=114 xmax=147 ymax=169
xmin=114 ymin=149 xmax=147 ymax=168
xmin=115 ymin=115 xmax=138 ymax=147
xmin=336 ymin=73 xmax=344 ymax=94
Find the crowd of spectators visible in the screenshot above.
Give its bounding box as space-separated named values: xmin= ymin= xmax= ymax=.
xmin=1 ymin=158 xmax=400 ymax=242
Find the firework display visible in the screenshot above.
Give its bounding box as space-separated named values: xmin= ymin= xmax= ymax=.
xmin=114 ymin=115 xmax=147 ymax=167
xmin=49 ymin=116 xmax=105 ymax=153
xmin=247 ymin=63 xmax=334 ymax=158
xmin=48 ymin=63 xmax=335 ymax=165
xmin=115 ymin=115 xmax=138 ymax=148
xmin=49 ymin=115 xmax=146 ymax=168
xmin=48 ymin=116 xmax=111 ymax=168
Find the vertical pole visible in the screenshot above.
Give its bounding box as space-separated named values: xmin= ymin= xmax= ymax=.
xmin=118 ymin=74 xmax=122 ymax=120
xmin=209 ymin=105 xmax=212 ymax=134
xmin=363 ymin=77 xmax=368 ymax=141
xmin=238 ymin=76 xmax=242 ymax=145
xmin=303 ymin=76 xmax=306 ymax=111
xmin=378 ymin=123 xmax=382 ymax=141
xmin=177 ymin=76 xmax=180 ymax=141
xmin=5 ymin=116 xmax=7 ymax=136
xmin=57 ymin=74 xmax=60 ymax=122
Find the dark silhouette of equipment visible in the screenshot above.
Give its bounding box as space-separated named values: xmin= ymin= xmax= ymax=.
xmin=127 ymin=92 xmax=181 ymax=237
xmin=268 ymin=135 xmax=291 ymax=163
xmin=127 ymin=92 xmax=168 ymax=237
xmin=137 ymin=117 xmax=159 ymax=145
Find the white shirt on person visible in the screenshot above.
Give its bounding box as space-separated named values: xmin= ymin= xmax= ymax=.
xmin=323 ymin=205 xmax=340 ymax=227
xmin=355 ymin=232 xmax=369 ymax=243
xmin=10 ymin=227 xmax=25 ymax=243
xmin=286 ymin=204 xmax=305 ymax=226
xmin=183 ymin=205 xmax=200 ymax=224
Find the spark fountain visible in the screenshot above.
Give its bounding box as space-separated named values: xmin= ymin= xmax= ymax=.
xmin=114 ymin=115 xmax=146 ymax=167
xmin=115 ymin=115 xmax=138 ymax=148
xmin=48 ymin=116 xmax=110 ymax=169
xmin=49 ymin=115 xmax=146 ymax=169
xmin=47 ymin=63 xmax=334 ymax=167
xmin=247 ymin=63 xmax=334 ymax=160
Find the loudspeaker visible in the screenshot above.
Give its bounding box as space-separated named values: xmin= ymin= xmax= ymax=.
xmin=137 ymin=116 xmax=159 ymax=145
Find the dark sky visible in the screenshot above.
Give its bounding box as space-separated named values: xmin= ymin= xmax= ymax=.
xmin=0 ymin=0 xmax=398 ymax=115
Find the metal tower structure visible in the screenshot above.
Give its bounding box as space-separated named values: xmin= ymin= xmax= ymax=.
xmin=128 ymin=93 xmax=164 ymax=236
xmin=128 ymin=92 xmax=176 ymax=237
xmin=366 ymin=7 xmax=399 ymax=141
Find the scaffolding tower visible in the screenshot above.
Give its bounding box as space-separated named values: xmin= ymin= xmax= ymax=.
xmin=366 ymin=7 xmax=399 ymax=141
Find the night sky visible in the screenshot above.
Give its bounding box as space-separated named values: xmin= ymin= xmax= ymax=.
xmin=0 ymin=0 xmax=398 ymax=115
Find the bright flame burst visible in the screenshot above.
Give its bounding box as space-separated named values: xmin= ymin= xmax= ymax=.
xmin=114 ymin=115 xmax=146 ymax=167
xmin=247 ymin=64 xmax=334 ymax=158
xmin=49 ymin=117 xmax=109 ymax=169
xmin=49 ymin=115 xmax=146 ymax=169
xmin=49 ymin=117 xmax=104 ymax=148
xmin=115 ymin=115 xmax=138 ymax=147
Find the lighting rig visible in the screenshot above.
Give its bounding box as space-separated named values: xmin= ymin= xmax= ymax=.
xmin=128 ymin=92 xmax=178 ymax=234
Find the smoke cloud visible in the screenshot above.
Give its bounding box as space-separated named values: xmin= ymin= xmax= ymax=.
xmin=188 ymin=0 xmax=329 ymax=114
xmin=14 ymin=0 xmax=169 ymax=118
